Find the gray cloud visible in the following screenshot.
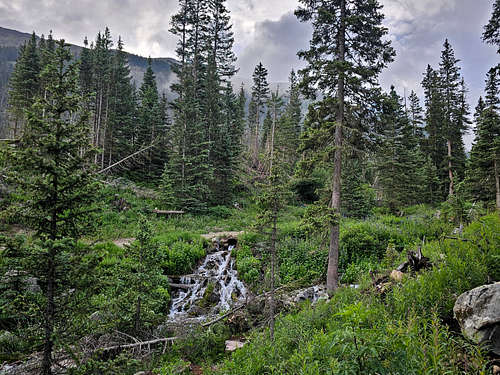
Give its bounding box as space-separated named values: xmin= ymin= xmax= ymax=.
xmin=236 ymin=11 xmax=311 ymax=83
xmin=0 ymin=0 xmax=179 ymax=57
xmin=1 ymin=0 xmax=498 ymax=148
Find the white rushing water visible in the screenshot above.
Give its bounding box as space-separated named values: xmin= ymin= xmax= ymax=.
xmin=168 ymin=246 xmax=247 ymax=320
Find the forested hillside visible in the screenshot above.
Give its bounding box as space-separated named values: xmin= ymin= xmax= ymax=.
xmin=0 ymin=26 xmax=176 ymax=136
xmin=0 ymin=0 xmax=499 ymax=374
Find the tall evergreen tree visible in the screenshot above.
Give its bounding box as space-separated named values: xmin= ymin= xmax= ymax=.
xmin=107 ymin=36 xmax=137 ymax=168
xmin=377 ymin=87 xmax=425 ymax=210
xmin=483 ymin=0 xmax=500 ymax=56
xmin=7 ymin=32 xmax=40 ymax=137
xmin=468 ymin=68 xmax=500 ymax=210
xmin=249 ymin=62 xmax=270 ymax=165
xmin=438 ymin=39 xmax=469 ymax=196
xmin=407 ymin=90 xmax=424 ymax=141
xmin=136 ymin=58 xmax=165 ymax=179
xmin=421 ymin=64 xmax=447 ymax=198
xmin=295 ymin=0 xmax=394 ymax=292
xmin=7 ymin=40 xmax=96 ymax=375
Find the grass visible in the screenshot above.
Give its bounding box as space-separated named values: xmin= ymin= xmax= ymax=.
xmin=207 ymin=214 xmax=499 ymax=375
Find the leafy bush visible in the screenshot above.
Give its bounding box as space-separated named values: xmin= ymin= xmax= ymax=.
xmin=341 ymin=258 xmax=379 ymax=284
xmin=175 ymin=323 xmax=230 ymax=363
xmin=68 ymin=353 xmax=142 ymax=375
xmin=161 ymin=239 xmax=205 ymax=275
xmin=235 ymin=244 xmax=261 ymax=285
xmin=278 ymin=237 xmax=327 ymax=284
xmin=207 ymin=205 xmax=233 ymax=219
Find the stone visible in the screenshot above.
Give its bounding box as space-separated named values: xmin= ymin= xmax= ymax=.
xmin=493 ymin=365 xmax=500 ymax=375
xmin=225 ymin=340 xmax=245 ymax=352
xmin=453 ymin=282 xmax=500 ymax=355
xmin=390 ymin=270 xmax=404 ymax=282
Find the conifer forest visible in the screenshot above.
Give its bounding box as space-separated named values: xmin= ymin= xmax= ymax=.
xmin=1 ymin=0 xmax=500 ymax=374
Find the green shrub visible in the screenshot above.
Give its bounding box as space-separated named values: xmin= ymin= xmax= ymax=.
xmin=278 ymin=237 xmax=327 ymax=284
xmin=207 ymin=205 xmax=233 ymax=219
xmin=175 ymin=324 xmax=230 ymax=363
xmin=161 ymin=239 xmax=206 ymax=275
xmin=341 ymin=258 xmax=379 ymax=284
xmin=235 ymin=245 xmax=261 ymax=285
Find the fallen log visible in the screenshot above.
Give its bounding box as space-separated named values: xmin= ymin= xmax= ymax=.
xmin=152 ymin=209 xmax=185 ymax=215
xmin=99 ymin=336 xmax=177 ymax=353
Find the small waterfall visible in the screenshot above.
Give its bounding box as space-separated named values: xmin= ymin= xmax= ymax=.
xmin=168 ymin=245 xmax=247 ymax=320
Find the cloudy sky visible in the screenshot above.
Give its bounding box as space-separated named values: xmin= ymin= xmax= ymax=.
xmin=0 ymin=0 xmax=498 ymax=120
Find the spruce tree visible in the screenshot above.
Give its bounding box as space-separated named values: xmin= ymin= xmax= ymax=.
xmin=483 ymin=0 xmax=500 ymax=56
xmin=90 ymin=28 xmax=113 ymax=167
xmin=136 ymin=58 xmax=165 ymax=179
xmin=421 ymin=64 xmax=447 ymax=199
xmin=295 ymin=0 xmax=394 ymax=291
xmin=7 ymin=32 xmax=40 ymax=137
xmin=407 ymin=90 xmax=424 ymax=141
xmin=377 ymin=87 xmax=424 ymax=210
xmin=468 ymin=68 xmax=500 ymax=209
xmin=7 ymin=40 xmax=96 ymax=375
xmin=438 ymin=39 xmax=469 ymax=196
xmin=107 ymin=36 xmax=137 ymax=169
xmin=249 ymin=62 xmax=270 ymax=165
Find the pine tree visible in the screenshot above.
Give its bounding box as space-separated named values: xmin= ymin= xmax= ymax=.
xmin=377 ymin=87 xmax=424 ymax=211
xmin=279 ymin=69 xmax=303 ymax=164
xmin=483 ymin=0 xmax=500 ymax=55
xmin=249 ymin=62 xmax=270 ymax=164
xmin=439 ymin=39 xmax=469 ymax=196
xmin=295 ymin=0 xmax=394 ymax=292
xmin=6 ymin=40 xmax=96 ymax=375
xmin=136 ymin=58 xmax=165 ymax=179
xmin=421 ymin=64 xmax=447 ymax=199
xmin=107 ymin=36 xmax=137 ymax=168
xmin=256 ymin=98 xmax=290 ymax=341
xmin=407 ymin=90 xmax=424 ymax=141
xmin=90 ymin=28 xmax=114 ymax=167
xmin=7 ymin=32 xmax=40 ymax=137
xmin=468 ymin=68 xmax=500 ymax=209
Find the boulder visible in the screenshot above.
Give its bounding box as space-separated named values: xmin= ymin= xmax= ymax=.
xmin=225 ymin=340 xmax=245 ymax=352
xmin=453 ymin=282 xmax=500 ymax=355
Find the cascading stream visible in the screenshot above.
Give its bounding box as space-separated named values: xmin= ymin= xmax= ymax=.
xmin=168 ymin=245 xmax=247 ymax=320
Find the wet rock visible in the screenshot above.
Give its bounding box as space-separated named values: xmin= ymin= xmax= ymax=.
xmin=454 ymin=282 xmax=500 ymax=355
xmin=293 ymin=285 xmax=328 ymax=304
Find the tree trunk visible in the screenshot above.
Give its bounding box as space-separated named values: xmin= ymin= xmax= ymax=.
xmin=326 ymin=0 xmax=346 ymax=294
xmin=494 ymin=156 xmax=500 ymax=211
xmin=269 ymin=208 xmax=277 ymax=341
xmin=135 ymin=295 xmax=141 ymax=334
xmin=254 ymin=101 xmax=260 ymax=165
xmin=447 ymin=139 xmax=454 ymax=196
xmin=42 ymin=156 xmax=59 ymax=375
xmin=41 ymin=243 xmax=55 ymax=375
xmin=269 ymin=104 xmax=277 ymax=340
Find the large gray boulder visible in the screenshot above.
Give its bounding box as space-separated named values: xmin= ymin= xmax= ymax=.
xmin=453 ymin=282 xmax=500 ymax=355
